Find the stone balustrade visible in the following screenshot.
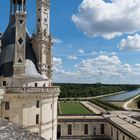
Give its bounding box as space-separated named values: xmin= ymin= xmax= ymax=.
xmin=3 ymin=86 xmax=60 ymax=94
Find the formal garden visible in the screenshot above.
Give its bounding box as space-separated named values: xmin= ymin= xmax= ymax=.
xmin=59 ymin=102 xmax=93 ymax=115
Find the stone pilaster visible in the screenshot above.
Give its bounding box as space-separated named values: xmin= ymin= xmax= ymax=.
xmin=13 ymin=12 xmax=26 ymax=76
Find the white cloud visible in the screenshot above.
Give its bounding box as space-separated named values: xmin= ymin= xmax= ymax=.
xmin=91 ymin=51 xmax=116 ymax=57
xmin=68 ymin=55 xmax=78 ymax=60
xmin=91 ymin=51 xmax=98 ymax=56
xmin=118 ymin=34 xmax=140 ymax=50
xmin=53 ymin=57 xmax=62 ymax=65
xmin=53 ymin=57 xmax=63 ymax=74
xmin=53 ymin=53 xmax=140 ymax=84
xmin=52 ymin=38 xmax=62 ymax=44
xmin=78 ymin=49 xmax=85 ymax=54
xmin=72 ymin=0 xmax=140 ymax=39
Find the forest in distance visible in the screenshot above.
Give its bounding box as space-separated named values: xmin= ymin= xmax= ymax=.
xmin=54 ymin=83 xmax=140 ymax=98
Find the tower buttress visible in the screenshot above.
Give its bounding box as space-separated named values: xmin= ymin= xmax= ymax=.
xmin=33 ymin=0 xmax=53 ymax=79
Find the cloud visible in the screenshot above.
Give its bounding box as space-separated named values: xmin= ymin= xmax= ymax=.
xmin=91 ymin=51 xmax=98 ymax=56
xmin=68 ymin=55 xmax=78 ymax=60
xmin=53 ymin=57 xmax=63 ymax=74
xmin=72 ymin=0 xmax=140 ymax=39
xmin=91 ymin=51 xmax=116 ymax=56
xmin=52 ymin=38 xmax=62 ymax=44
xmin=53 ymin=53 xmax=140 ymax=84
xmin=118 ymin=34 xmax=140 ymax=50
xmin=78 ymin=49 xmax=85 ymax=54
xmin=53 ymin=57 xmax=62 ymax=65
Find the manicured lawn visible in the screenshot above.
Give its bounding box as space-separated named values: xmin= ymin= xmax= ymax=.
xmin=59 ymin=102 xmax=92 ymax=115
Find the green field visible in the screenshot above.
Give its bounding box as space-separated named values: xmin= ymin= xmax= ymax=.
xmin=59 ymin=102 xmax=92 ymax=115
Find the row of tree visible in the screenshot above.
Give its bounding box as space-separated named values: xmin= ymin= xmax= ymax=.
xmin=89 ymin=99 xmax=124 ymax=111
xmin=54 ymin=83 xmax=140 ymax=98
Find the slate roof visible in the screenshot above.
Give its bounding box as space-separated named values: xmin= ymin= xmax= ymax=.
xmin=0 ymin=118 xmax=45 ymax=140
xmin=0 ymin=15 xmax=38 ymax=77
xmin=0 ymin=32 xmax=2 ymax=38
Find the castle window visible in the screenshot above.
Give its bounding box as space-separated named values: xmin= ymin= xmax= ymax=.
xmin=44 ymin=18 xmax=47 ymax=23
xmin=44 ymin=29 xmax=47 ymax=36
xmin=5 ymin=101 xmax=10 ymax=110
xmin=36 ymin=101 xmax=40 ymax=108
xmin=38 ymin=18 xmax=40 ymax=22
xmin=68 ymin=124 xmax=72 ymax=135
xmin=117 ymin=131 xmax=119 ymax=140
xmin=18 ymin=37 xmax=23 ymax=45
xmin=84 ymin=124 xmax=88 ymax=135
xmin=5 ymin=117 xmax=9 ymax=120
xmin=19 ymin=20 xmax=24 ymax=24
xmin=93 ymin=126 xmax=96 ymax=135
xmin=3 ymin=81 xmax=6 ymax=86
xmin=18 ymin=58 xmax=23 ymax=63
xmin=36 ymin=114 xmax=39 ymax=124
xmin=57 ymin=125 xmax=61 ymax=139
xmin=35 ymin=83 xmax=38 ymax=87
xmin=101 ymin=124 xmax=104 ymax=134
xmin=111 ymin=126 xmax=113 ymax=137
xmin=123 ymin=135 xmax=125 ymax=140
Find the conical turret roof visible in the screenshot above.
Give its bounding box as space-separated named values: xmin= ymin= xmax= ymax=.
xmin=0 ymin=15 xmax=38 ymax=77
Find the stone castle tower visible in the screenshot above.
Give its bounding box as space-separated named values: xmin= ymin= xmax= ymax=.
xmin=0 ymin=0 xmax=60 ymax=140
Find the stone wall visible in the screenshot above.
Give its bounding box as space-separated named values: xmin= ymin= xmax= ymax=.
xmin=0 ymin=89 xmax=59 ymax=140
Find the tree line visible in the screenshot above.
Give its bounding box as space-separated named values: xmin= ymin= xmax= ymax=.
xmin=54 ymin=83 xmax=140 ymax=98
xmin=90 ymin=99 xmax=124 ymax=111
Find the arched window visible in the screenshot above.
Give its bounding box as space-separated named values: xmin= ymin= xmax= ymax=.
xmin=84 ymin=124 xmax=88 ymax=135
xmin=68 ymin=124 xmax=72 ymax=135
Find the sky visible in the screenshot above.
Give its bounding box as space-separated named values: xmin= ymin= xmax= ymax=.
xmin=1 ymin=0 xmax=140 ymax=84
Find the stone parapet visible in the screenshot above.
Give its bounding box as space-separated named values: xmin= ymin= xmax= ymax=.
xmin=4 ymin=86 xmax=60 ymax=94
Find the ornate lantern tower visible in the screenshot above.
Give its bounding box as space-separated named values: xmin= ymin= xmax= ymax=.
xmin=32 ymin=0 xmax=53 ymax=80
